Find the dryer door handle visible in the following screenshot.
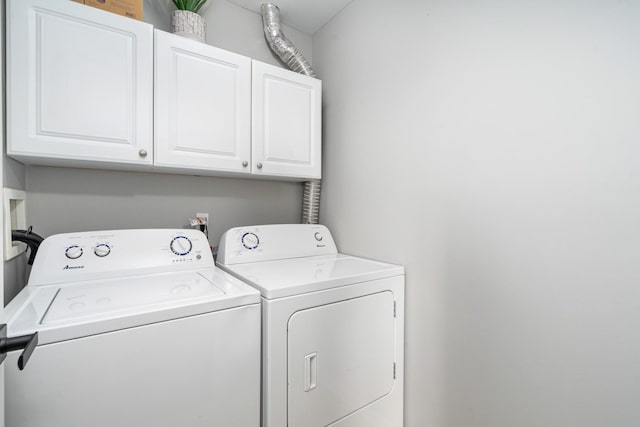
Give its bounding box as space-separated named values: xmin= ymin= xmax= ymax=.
xmin=0 ymin=324 xmax=39 ymax=370
xmin=304 ymin=352 xmax=318 ymax=392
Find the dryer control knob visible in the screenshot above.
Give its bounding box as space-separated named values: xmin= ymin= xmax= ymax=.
xmin=170 ymin=236 xmax=192 ymax=256
xmin=94 ymin=244 xmax=111 ymax=257
xmin=65 ymin=245 xmax=83 ymax=260
xmin=242 ymin=232 xmax=259 ymax=250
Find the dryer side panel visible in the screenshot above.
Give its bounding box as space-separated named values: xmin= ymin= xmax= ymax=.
xmin=287 ymin=291 xmax=396 ymax=427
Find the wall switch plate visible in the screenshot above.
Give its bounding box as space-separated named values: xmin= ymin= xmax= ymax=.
xmin=4 ymin=188 xmax=27 ymax=261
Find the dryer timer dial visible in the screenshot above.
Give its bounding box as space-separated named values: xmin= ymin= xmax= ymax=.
xmin=242 ymin=232 xmax=259 ymax=250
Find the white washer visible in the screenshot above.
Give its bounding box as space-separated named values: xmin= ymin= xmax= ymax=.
xmin=3 ymin=229 xmax=261 ymax=427
xmin=218 ymin=224 xmax=405 ymax=427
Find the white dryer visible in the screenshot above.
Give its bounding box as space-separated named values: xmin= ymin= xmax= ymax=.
xmin=217 ymin=224 xmax=405 ymax=427
xmin=3 ymin=229 xmax=261 ymax=427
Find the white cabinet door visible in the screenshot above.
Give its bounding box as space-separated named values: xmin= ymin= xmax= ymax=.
xmin=252 ymin=60 xmax=321 ymax=179
xmin=155 ymin=31 xmax=251 ymax=174
xmin=7 ymin=0 xmax=153 ymax=168
xmin=287 ymin=291 xmax=395 ymax=427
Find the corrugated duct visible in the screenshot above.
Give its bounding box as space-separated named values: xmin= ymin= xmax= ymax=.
xmin=261 ymin=3 xmax=321 ymax=225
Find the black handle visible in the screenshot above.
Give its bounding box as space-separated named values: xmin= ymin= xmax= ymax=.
xmin=0 ymin=324 xmax=39 ymax=370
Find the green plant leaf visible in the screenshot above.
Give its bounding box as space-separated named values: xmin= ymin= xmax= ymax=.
xmin=172 ymin=0 xmax=207 ymax=12
xmin=193 ymin=0 xmax=208 ymax=13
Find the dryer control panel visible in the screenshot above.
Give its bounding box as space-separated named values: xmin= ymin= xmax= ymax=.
xmin=28 ymin=229 xmax=213 ymax=286
xmin=217 ymin=224 xmax=338 ymax=265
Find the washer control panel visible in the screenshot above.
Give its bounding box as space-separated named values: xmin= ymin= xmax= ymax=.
xmin=28 ymin=229 xmax=213 ymax=286
xmin=217 ymin=224 xmax=338 ymax=265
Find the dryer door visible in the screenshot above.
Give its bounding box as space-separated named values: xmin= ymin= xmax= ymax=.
xmin=287 ymin=291 xmax=396 ymax=427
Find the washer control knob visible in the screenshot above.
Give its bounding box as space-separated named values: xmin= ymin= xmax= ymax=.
xmin=65 ymin=245 xmax=83 ymax=260
xmin=170 ymin=236 xmax=192 ymax=256
xmin=94 ymin=244 xmax=111 ymax=257
xmin=314 ymin=232 xmax=323 ymax=242
xmin=242 ymin=232 xmax=259 ymax=250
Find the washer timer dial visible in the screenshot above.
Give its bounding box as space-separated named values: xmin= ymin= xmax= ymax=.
xmin=242 ymin=232 xmax=259 ymax=250
xmin=170 ymin=236 xmax=193 ymax=256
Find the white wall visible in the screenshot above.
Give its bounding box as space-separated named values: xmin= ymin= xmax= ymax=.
xmin=4 ymin=0 xmax=312 ymax=303
xmin=313 ymin=0 xmax=640 ymax=426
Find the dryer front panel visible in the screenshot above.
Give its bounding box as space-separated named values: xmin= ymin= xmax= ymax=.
xmin=287 ymin=291 xmax=396 ymax=427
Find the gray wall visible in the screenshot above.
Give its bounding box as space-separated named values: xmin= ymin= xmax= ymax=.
xmin=143 ymin=0 xmax=312 ymax=66
xmin=4 ymin=0 xmax=311 ymax=303
xmin=26 ymin=167 xmax=302 ymax=246
xmin=3 ymin=0 xmax=28 ymax=304
xmin=313 ymin=0 xmax=640 ymax=426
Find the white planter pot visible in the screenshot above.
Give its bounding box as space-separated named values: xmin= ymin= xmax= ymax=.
xmin=171 ymin=10 xmax=206 ymax=43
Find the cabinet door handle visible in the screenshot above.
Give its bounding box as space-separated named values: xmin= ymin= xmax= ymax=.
xmin=256 ymin=163 xmax=263 ymax=169
xmin=138 ymin=149 xmax=148 ymax=158
xmin=242 ymin=161 xmax=248 ymax=167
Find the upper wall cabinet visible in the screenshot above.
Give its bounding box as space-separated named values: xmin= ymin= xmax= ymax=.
xmin=6 ymin=0 xmax=321 ymax=181
xmin=154 ymin=30 xmax=252 ymax=175
xmin=7 ymin=0 xmax=154 ymax=168
xmin=252 ymin=61 xmax=322 ymax=180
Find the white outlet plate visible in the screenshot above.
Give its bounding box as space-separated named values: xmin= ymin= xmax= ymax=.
xmin=4 ymin=188 xmax=27 ymax=261
xmin=196 ymin=212 xmax=209 ymax=224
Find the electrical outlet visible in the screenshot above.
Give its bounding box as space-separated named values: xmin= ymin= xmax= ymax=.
xmin=196 ymin=212 xmax=209 ymax=225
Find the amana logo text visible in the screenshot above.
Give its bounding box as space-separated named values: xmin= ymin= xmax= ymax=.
xmin=63 ymin=265 xmax=85 ymax=270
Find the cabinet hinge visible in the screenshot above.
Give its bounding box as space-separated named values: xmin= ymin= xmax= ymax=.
xmin=393 ymin=301 xmax=396 ymax=318
xmin=393 ymin=362 xmax=396 ymax=379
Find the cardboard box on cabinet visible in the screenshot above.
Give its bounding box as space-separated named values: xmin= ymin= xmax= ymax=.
xmin=71 ymin=0 xmax=143 ymax=20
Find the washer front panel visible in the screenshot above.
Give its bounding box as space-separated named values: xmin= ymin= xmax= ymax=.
xmin=6 ymin=305 xmax=261 ymax=427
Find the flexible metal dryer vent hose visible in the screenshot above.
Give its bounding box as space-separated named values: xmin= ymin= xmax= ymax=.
xmin=261 ymin=3 xmax=321 ymax=224
xmin=261 ymin=3 xmax=316 ymax=77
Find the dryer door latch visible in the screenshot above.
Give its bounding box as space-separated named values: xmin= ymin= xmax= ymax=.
xmin=304 ymin=352 xmax=318 ymax=392
xmin=0 ymin=324 xmax=39 ymax=370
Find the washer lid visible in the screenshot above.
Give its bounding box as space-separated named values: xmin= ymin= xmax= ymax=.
xmin=220 ymin=254 xmax=404 ymax=299
xmin=6 ymin=268 xmax=260 ymax=344
xmin=42 ymin=271 xmax=223 ymax=324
